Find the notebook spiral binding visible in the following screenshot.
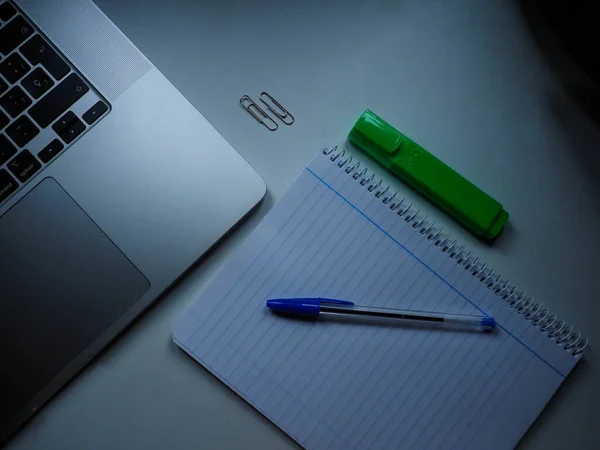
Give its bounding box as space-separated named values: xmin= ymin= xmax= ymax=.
xmin=324 ymin=146 xmax=588 ymax=356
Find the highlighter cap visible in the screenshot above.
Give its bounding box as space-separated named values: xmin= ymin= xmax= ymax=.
xmin=352 ymin=110 xmax=403 ymax=154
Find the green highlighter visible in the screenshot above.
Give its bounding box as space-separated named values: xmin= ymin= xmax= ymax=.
xmin=349 ymin=110 xmax=508 ymax=239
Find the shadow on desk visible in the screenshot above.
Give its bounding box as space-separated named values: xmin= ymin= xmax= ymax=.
xmin=520 ymin=0 xmax=600 ymax=196
xmin=519 ymin=346 xmax=594 ymax=448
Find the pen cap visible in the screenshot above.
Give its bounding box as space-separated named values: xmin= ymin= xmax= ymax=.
xmin=266 ymin=298 xmax=354 ymax=317
xmin=348 ymin=110 xmax=509 ymax=239
xmin=266 ymin=299 xmax=320 ymax=316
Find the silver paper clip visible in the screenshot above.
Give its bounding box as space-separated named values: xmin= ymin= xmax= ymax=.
xmin=240 ymin=95 xmax=278 ymax=131
xmin=259 ymin=92 xmax=295 ymax=125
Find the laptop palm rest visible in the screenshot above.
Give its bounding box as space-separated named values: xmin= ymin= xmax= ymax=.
xmin=0 ymin=178 xmax=149 ymax=425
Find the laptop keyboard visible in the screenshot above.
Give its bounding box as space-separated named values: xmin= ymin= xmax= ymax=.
xmin=0 ymin=1 xmax=109 ymax=205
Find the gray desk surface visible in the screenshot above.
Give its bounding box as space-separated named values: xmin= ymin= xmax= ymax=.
xmin=8 ymin=0 xmax=600 ymax=449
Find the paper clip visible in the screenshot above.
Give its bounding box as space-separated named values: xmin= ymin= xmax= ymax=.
xmin=240 ymin=95 xmax=278 ymax=131
xmin=259 ymin=92 xmax=295 ymax=125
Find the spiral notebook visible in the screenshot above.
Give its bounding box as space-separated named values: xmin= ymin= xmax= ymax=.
xmin=173 ymin=148 xmax=587 ymax=450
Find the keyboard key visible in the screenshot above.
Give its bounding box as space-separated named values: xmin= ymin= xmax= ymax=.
xmin=38 ymin=138 xmax=64 ymax=163
xmin=0 ymin=134 xmax=17 ymax=164
xmin=0 ymin=16 xmax=34 ymax=56
xmin=20 ymin=35 xmax=70 ymax=80
xmin=0 ymin=2 xmax=17 ymax=22
xmin=29 ymin=73 xmax=88 ymax=128
xmin=83 ymin=101 xmax=108 ymax=125
xmin=0 ymin=76 xmax=7 ymax=95
xmin=0 ymin=52 xmax=31 ymax=83
xmin=52 ymin=111 xmax=77 ymax=134
xmin=0 ymin=85 xmax=31 ymax=117
xmin=6 ymin=115 xmax=39 ymax=147
xmin=59 ymin=117 xmax=85 ymax=144
xmin=7 ymin=150 xmax=40 ymax=182
xmin=52 ymin=111 xmax=86 ymax=144
xmin=0 ymin=169 xmax=18 ymax=203
xmin=21 ymin=67 xmax=54 ymax=99
xmin=0 ymin=110 xmax=8 ymax=130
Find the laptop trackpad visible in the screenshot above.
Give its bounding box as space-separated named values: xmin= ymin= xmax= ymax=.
xmin=0 ymin=178 xmax=149 ymax=423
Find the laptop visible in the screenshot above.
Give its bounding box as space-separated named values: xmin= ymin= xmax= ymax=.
xmin=0 ymin=0 xmax=266 ymax=443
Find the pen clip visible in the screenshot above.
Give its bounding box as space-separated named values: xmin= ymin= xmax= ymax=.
xmin=316 ymin=298 xmax=354 ymax=306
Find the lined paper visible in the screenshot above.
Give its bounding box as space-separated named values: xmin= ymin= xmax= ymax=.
xmin=173 ymin=150 xmax=578 ymax=450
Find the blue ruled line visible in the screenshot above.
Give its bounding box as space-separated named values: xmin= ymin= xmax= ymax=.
xmin=305 ymin=166 xmax=565 ymax=379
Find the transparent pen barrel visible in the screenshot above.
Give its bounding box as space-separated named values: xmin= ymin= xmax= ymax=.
xmin=319 ymin=305 xmax=495 ymax=331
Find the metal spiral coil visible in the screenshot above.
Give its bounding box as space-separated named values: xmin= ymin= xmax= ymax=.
xmin=323 ymin=146 xmax=588 ymax=356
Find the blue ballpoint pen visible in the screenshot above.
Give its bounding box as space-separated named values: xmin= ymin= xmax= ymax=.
xmin=266 ymin=298 xmax=496 ymax=332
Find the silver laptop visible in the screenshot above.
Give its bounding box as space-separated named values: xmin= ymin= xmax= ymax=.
xmin=0 ymin=0 xmax=266 ymax=443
